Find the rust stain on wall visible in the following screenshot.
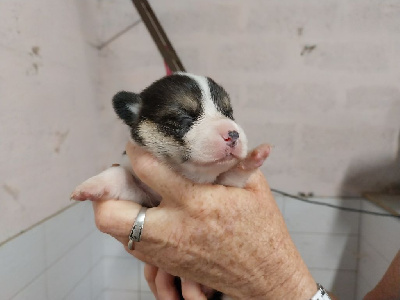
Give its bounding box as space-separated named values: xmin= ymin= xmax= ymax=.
xmin=3 ymin=184 xmax=19 ymax=200
xmin=54 ymin=130 xmax=70 ymax=153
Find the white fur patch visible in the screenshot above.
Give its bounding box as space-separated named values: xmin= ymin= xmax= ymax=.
xmin=175 ymin=73 xmax=249 ymax=183
xmin=127 ymin=102 xmax=140 ymax=116
xmin=178 ymin=72 xmax=220 ymax=117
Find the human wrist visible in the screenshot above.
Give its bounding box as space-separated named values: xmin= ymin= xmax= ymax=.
xmin=252 ymin=242 xmax=317 ymax=300
xmin=265 ymin=260 xmax=317 ymax=300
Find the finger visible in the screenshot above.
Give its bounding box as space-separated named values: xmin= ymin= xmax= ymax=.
xmin=92 ymin=200 xmax=166 ymax=253
xmin=91 ymin=201 xmax=177 ymax=262
xmin=155 ymin=269 xmax=180 ymax=300
xmin=126 ymin=142 xmax=194 ymax=203
xmin=181 ymin=279 xmax=208 ymax=300
xmin=92 ymin=200 xmax=141 ymax=238
xmin=144 ymin=264 xmax=159 ymax=299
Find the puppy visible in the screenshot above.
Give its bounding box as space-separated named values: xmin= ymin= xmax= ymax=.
xmin=71 ymin=72 xmax=270 ymax=299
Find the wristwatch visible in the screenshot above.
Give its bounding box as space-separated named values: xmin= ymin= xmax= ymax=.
xmin=310 ymin=283 xmax=332 ymax=300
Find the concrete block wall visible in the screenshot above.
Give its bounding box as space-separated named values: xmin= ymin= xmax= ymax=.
xmin=144 ymin=0 xmax=400 ymax=197
xmin=0 ymin=0 xmax=103 ymax=243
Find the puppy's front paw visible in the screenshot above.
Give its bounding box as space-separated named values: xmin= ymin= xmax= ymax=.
xmin=216 ymin=144 xmax=271 ymax=188
xmin=70 ymin=165 xmax=135 ymax=202
xmin=71 ymin=180 xmax=110 ymax=201
xmin=238 ymin=144 xmax=271 ymax=171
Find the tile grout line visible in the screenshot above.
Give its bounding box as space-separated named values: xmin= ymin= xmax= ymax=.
xmin=354 ymin=199 xmax=363 ymax=299
xmin=61 ymin=255 xmax=105 ymax=300
xmin=0 ymin=201 xmax=79 ymax=248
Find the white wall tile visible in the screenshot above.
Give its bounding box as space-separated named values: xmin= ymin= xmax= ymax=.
xmin=140 ymin=291 xmax=156 ymax=300
xmin=271 ymin=192 xmax=285 ymax=214
xmin=0 ymin=225 xmax=46 ymax=299
xmin=356 ymin=200 xmax=400 ymax=300
xmin=291 ymin=233 xmax=358 ymax=270
xmin=99 ymin=290 xmax=140 ymax=300
xmin=11 ymin=273 xmax=47 ymax=300
xmin=91 ymin=259 xmax=106 ymax=300
xmin=285 ymin=198 xmax=361 ymax=234
xmin=356 ymin=276 xmax=374 ymax=300
xmin=104 ymin=257 xmax=140 ymax=291
xmin=96 ymin=292 xmax=106 ymax=300
xmin=139 ymin=262 xmax=151 ymax=293
xmin=65 ymin=272 xmax=92 ymax=300
xmin=357 ymin=236 xmax=392 ymax=289
xmin=90 ymin=229 xmax=107 ymax=266
xmin=102 ymin=233 xmax=131 ymax=258
xmin=359 ymin=201 xmax=400 ymax=261
xmin=44 ymin=201 xmax=96 ymax=267
xmin=46 ymin=234 xmax=93 ymax=299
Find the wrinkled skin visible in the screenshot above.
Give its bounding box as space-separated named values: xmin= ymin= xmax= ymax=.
xmin=92 ymin=143 xmax=318 ymax=300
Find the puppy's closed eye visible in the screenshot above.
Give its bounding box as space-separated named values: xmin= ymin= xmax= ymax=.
xmin=178 ymin=115 xmax=194 ymax=128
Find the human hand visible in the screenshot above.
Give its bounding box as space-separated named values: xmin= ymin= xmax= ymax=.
xmin=92 ymin=142 xmax=317 ymax=299
xmin=144 ymin=263 xmax=219 ymax=300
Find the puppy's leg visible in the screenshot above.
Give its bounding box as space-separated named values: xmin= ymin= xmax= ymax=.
xmin=71 ymin=165 xmax=145 ymax=203
xmin=217 ymin=144 xmax=270 ymax=188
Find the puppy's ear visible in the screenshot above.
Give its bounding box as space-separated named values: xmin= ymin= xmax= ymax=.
xmin=112 ymin=91 xmax=142 ymax=125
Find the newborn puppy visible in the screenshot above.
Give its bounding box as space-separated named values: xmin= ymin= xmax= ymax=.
xmin=71 ymin=72 xmax=270 ymax=299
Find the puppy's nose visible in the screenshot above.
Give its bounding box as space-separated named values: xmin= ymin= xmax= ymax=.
xmin=224 ymin=130 xmax=239 ymax=147
xmin=228 ymin=130 xmax=239 ymax=141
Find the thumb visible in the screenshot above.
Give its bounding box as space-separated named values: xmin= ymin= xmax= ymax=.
xmin=125 ymin=142 xmax=194 ymax=204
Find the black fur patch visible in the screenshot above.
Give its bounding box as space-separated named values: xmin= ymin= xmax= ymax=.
xmin=112 ymin=91 xmax=141 ymax=126
xmin=138 ymin=75 xmax=203 ymax=142
xmin=207 ymin=77 xmax=234 ymax=120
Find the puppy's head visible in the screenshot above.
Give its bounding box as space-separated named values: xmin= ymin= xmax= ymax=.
xmin=113 ymin=72 xmax=248 ymax=183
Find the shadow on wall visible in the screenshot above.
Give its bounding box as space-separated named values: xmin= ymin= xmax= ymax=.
xmin=333 ymin=133 xmax=400 ymax=298
xmin=341 ymin=131 xmax=400 ymax=196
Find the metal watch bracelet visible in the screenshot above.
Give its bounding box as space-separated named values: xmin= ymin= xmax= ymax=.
xmin=310 ymin=283 xmax=332 ymax=300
